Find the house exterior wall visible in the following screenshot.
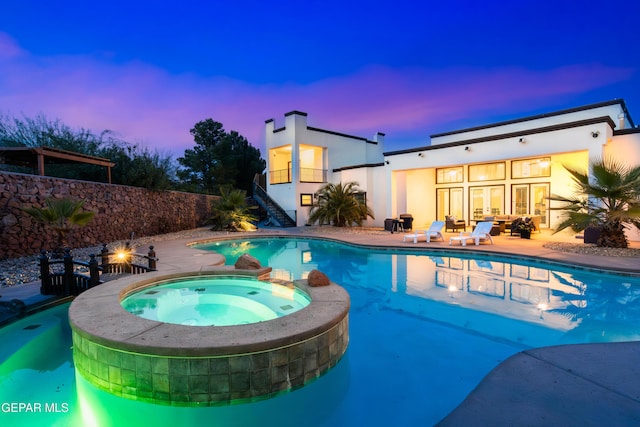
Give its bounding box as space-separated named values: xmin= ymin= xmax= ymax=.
xmin=265 ymin=111 xmax=384 ymax=226
xmin=264 ymin=100 xmax=639 ymax=240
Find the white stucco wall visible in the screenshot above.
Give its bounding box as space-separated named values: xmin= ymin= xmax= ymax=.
xmin=430 ymin=102 xmax=628 ymax=145
xmin=265 ymin=111 xmax=384 ymax=226
xmin=264 ymin=103 xmax=639 ymax=240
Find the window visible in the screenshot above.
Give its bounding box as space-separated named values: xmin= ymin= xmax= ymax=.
xmin=468 ymin=162 xmax=505 ymax=181
xmin=436 ymin=166 xmax=463 ymax=183
xmin=512 ymin=157 xmax=551 ymax=178
xmin=300 ymin=193 xmax=313 ymax=206
xmin=354 ymin=192 xmax=368 ymax=219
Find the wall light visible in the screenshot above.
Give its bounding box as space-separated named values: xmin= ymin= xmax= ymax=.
xmin=518 ymin=137 xmax=525 ymax=144
xmin=418 ymin=152 xmax=424 ymax=157
xmin=592 ymin=131 xmax=600 ymax=138
xmin=385 ymin=160 xmax=389 ymax=165
xmin=464 ymin=146 xmax=470 ymax=152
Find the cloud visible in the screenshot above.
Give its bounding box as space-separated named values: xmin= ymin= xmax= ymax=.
xmin=0 ymin=31 xmax=633 ymax=157
xmin=0 ymin=33 xmax=26 ymax=59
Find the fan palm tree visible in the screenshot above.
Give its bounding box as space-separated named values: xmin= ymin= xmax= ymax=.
xmin=307 ymin=182 xmax=374 ymax=227
xmin=23 ymin=197 xmax=95 ymax=254
xmin=209 ymin=185 xmax=257 ymax=231
xmin=549 ymin=157 xmax=640 ymax=248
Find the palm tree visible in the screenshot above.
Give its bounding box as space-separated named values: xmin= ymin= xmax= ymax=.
xmin=23 ymin=197 xmax=95 ymax=254
xmin=209 ymin=185 xmax=258 ymax=231
xmin=307 ymin=182 xmax=374 ymax=227
xmin=549 ymin=157 xmax=640 ymax=248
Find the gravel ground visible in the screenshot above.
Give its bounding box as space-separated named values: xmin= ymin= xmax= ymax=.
xmin=1 ymin=226 xmax=638 ymax=288
xmin=542 ymin=242 xmax=640 ymax=257
xmin=0 ymin=228 xmax=222 ymax=288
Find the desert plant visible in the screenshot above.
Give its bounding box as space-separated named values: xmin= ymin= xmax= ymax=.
xmin=208 ymin=186 xmax=257 ymax=231
xmin=307 ymin=182 xmax=374 ymax=227
xmin=549 ymin=157 xmax=640 ymax=248
xmin=23 ymin=197 xmax=95 ymax=254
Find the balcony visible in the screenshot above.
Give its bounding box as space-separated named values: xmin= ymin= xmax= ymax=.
xmin=270 ymin=168 xmax=292 ymax=184
xmin=300 ymin=168 xmax=327 ymax=183
xmin=269 ymin=168 xmax=327 ymax=184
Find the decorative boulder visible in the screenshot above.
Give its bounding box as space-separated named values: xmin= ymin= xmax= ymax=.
xmin=234 ymin=254 xmax=262 ymax=270
xmin=307 ymin=269 xmax=330 ymax=287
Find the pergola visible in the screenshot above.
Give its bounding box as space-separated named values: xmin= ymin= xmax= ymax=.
xmin=0 ymin=146 xmax=115 ymax=183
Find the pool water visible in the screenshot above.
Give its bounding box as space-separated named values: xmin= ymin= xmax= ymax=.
xmin=2 ymin=237 xmax=640 ymax=426
xmin=120 ymin=276 xmax=311 ymax=326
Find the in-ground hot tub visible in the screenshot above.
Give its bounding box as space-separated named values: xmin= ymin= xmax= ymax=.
xmin=120 ymin=275 xmax=312 ymax=326
xmin=69 ymin=270 xmax=349 ymax=406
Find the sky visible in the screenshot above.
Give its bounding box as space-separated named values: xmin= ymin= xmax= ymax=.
xmin=1 ymin=0 xmax=639 ymax=158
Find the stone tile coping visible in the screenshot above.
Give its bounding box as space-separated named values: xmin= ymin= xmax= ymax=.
xmin=69 ymin=268 xmax=350 ymax=357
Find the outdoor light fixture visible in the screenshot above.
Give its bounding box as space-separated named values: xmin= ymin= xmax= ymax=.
xmin=592 ymin=131 xmax=600 ymax=138
xmin=418 ymin=153 xmax=424 ymax=157
xmin=385 ymin=160 xmax=390 ymax=165
xmin=464 ymin=146 xmax=470 ymax=152
xmin=519 ymin=137 xmax=525 ymax=144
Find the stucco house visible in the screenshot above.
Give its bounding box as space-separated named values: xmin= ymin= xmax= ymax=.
xmin=260 ymin=99 xmax=640 ymax=240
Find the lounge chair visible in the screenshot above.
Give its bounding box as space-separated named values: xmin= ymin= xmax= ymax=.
xmin=402 ymin=221 xmax=445 ymax=243
xmin=449 ymin=221 xmax=495 ymax=246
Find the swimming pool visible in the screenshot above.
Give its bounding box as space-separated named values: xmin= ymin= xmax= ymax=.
xmin=2 ymin=236 xmax=640 ymax=426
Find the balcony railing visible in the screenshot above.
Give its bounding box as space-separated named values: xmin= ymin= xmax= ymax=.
xmin=269 ymin=168 xmax=327 ymax=184
xmin=270 ymin=168 xmax=292 ymax=184
xmin=300 ymin=168 xmax=327 ymax=183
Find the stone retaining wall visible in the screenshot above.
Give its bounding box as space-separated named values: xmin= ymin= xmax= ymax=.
xmin=0 ymin=171 xmax=217 ymax=260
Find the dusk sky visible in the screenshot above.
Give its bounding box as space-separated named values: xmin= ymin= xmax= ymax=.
xmin=1 ymin=1 xmax=639 ymax=158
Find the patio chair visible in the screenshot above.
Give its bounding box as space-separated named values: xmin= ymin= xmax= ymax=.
xmin=445 ymin=216 xmax=466 ymax=232
xmin=449 ymin=221 xmax=494 ymax=246
xmin=402 ymin=221 xmax=445 ymax=243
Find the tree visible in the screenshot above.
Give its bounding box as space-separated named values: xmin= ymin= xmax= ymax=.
xmin=101 ymin=143 xmax=176 ymax=191
xmin=23 ymin=197 xmax=95 ymax=255
xmin=0 ymin=113 xmax=176 ymax=190
xmin=550 ymin=157 xmax=640 ymax=248
xmin=176 ymin=119 xmax=265 ymax=194
xmin=209 ymin=186 xmax=258 ymax=231
xmin=307 ymin=182 xmax=374 ymax=227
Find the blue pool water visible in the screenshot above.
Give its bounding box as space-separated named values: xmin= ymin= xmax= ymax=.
xmin=2 ymin=236 xmax=640 ymax=426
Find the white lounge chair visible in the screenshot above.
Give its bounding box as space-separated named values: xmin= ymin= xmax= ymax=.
xmin=403 ymin=221 xmax=445 ymax=243
xmin=449 ymin=221 xmax=494 ymax=246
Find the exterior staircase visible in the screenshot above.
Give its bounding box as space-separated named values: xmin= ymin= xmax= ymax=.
xmin=252 ymin=180 xmax=297 ymax=227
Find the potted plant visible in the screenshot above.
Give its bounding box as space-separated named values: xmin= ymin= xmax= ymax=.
xmin=513 ymin=217 xmax=536 ymax=239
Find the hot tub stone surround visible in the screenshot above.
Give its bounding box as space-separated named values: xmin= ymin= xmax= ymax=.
xmin=69 ymin=270 xmax=350 ymax=406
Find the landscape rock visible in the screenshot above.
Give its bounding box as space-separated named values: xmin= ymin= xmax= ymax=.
xmin=308 ymin=269 xmax=330 ymax=287
xmin=234 ymin=254 xmax=262 ymax=270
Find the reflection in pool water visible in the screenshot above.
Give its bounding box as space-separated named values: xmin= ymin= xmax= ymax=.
xmin=2 ymin=236 xmax=640 ymax=426
xmin=198 ymin=237 xmax=640 ymax=347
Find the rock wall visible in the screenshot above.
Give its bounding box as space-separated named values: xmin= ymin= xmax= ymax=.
xmin=0 ymin=171 xmax=217 ymax=260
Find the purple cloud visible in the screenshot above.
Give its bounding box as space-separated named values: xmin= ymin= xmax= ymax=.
xmin=0 ymin=32 xmax=633 ymax=157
